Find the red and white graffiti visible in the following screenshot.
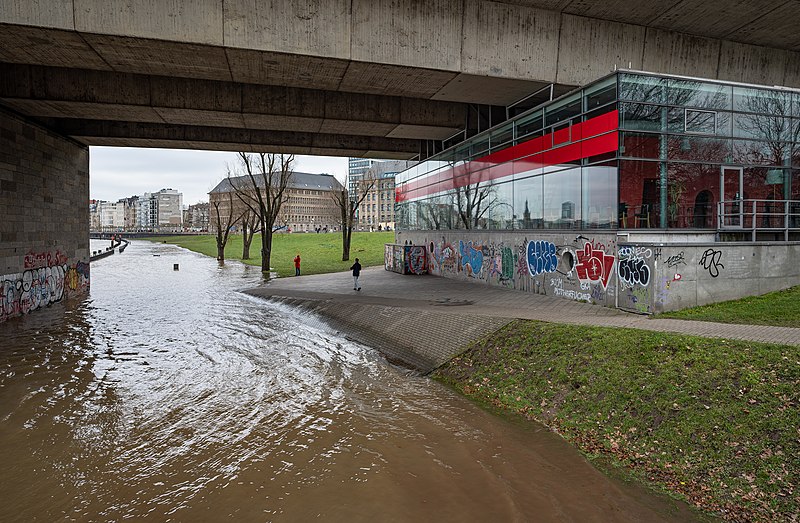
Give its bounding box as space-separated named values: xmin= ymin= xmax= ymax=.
xmin=24 ymin=250 xmax=68 ymax=270
xmin=575 ymin=243 xmax=615 ymax=289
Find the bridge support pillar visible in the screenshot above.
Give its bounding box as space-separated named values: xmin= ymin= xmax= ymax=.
xmin=1 ymin=108 xmax=90 ymax=322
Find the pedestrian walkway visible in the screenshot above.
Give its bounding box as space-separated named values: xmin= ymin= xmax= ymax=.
xmin=246 ymin=267 xmax=800 ymax=371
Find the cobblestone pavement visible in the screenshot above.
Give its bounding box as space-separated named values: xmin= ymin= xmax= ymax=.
xmin=245 ymin=267 xmax=799 ymax=371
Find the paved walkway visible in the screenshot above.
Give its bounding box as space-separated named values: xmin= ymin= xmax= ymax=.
xmin=245 ymin=267 xmax=799 ymax=371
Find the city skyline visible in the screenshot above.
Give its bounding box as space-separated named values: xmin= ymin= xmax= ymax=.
xmin=89 ymin=147 xmax=351 ymax=205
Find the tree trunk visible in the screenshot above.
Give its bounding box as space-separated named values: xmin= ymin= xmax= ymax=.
xmin=242 ymin=220 xmax=253 ymax=259
xmin=260 ymin=224 xmax=272 ymax=273
xmin=341 ymin=226 xmax=352 ymax=261
xmin=216 ymin=239 xmax=225 ymax=262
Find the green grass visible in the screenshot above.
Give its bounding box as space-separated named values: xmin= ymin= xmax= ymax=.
xmin=656 ymin=285 xmax=800 ymax=328
xmin=434 ymin=320 xmax=800 ymax=522
xmin=142 ymin=232 xmax=394 ymax=277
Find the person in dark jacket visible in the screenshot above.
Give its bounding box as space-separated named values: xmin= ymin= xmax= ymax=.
xmin=350 ymin=258 xmax=361 ymax=291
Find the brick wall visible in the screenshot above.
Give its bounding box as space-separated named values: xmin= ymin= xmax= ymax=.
xmin=0 ymin=108 xmax=90 ymax=322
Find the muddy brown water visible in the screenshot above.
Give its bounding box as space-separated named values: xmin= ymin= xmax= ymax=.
xmin=0 ymin=240 xmax=705 ymax=522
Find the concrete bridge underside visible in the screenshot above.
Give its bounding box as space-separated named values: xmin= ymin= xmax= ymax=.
xmin=2 ymin=1 xmax=800 ymax=323
xmin=1 ymin=0 xmax=799 ymax=158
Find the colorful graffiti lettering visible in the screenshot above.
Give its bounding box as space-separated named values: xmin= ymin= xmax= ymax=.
xmin=66 ymin=261 xmax=90 ymax=292
xmin=575 ymin=243 xmax=615 ymax=289
xmin=526 ymin=240 xmax=558 ymax=276
xmin=404 ymin=246 xmax=427 ymax=275
xmin=1 ymin=264 xmax=67 ymax=320
xmin=439 ymin=242 xmax=457 ymax=273
xmin=459 ymin=241 xmax=484 ymax=277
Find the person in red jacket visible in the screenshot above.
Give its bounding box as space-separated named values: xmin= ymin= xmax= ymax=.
xmin=293 ymin=254 xmax=301 ymax=276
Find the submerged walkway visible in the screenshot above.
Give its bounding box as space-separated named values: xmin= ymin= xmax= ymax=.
xmin=246 ymin=267 xmax=800 ymax=371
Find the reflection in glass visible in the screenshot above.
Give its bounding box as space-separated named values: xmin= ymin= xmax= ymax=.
xmin=513 ymin=175 xmax=543 ymax=229
xmin=546 ymin=93 xmax=581 ymax=127
xmin=668 ymin=135 xmax=730 ymax=163
xmin=543 ymin=168 xmax=581 ymax=229
xmin=668 ymin=79 xmax=731 ymax=110
xmin=618 ymin=74 xmax=666 ymax=103
xmin=684 ymin=109 xmax=716 ymax=134
xmin=486 ymin=182 xmax=514 ymax=230
xmin=585 ymin=76 xmax=617 ymax=112
xmin=582 ymin=162 xmax=617 ymax=228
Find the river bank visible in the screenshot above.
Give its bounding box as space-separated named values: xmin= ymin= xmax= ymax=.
xmin=432 ymin=320 xmax=799 ymax=522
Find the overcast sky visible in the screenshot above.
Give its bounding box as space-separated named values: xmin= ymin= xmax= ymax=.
xmin=89 ymin=147 xmax=350 ymax=205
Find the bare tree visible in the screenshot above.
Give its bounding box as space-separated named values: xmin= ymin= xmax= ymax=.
xmin=229 ymin=152 xmax=295 ymax=273
xmin=331 ymin=171 xmax=375 ymax=261
xmin=211 ymin=191 xmax=240 ymax=262
xmin=450 ymin=161 xmax=497 ymax=229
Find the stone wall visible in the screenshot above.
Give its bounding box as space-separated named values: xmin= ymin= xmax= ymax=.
xmin=396 ymin=230 xmax=800 ymax=314
xmin=0 ymin=108 xmax=90 ymax=322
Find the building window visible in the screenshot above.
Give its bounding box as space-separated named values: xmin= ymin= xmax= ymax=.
xmin=685 ymin=109 xmax=716 ymax=134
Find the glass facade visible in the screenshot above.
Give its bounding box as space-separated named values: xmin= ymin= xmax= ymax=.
xmin=396 ymin=72 xmax=800 ymax=231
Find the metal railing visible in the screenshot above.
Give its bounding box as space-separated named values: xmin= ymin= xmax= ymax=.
xmin=718 ymin=199 xmax=800 ymax=241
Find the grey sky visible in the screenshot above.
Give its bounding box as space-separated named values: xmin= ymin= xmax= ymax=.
xmin=89 ymin=147 xmax=350 ymax=205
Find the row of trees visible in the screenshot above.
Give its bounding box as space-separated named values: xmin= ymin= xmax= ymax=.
xmin=212 ymin=152 xmax=376 ymax=273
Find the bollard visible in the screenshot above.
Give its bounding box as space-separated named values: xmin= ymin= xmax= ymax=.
xmin=173 ymin=264 xmax=179 ymax=271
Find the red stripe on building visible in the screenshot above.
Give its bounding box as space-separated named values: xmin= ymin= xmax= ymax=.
xmin=397 ymin=110 xmax=619 ymax=202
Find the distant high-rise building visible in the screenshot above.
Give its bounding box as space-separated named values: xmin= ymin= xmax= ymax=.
xmin=155 ymin=188 xmax=183 ymax=227
xmin=135 ymin=189 xmax=183 ymax=230
xmin=356 ymin=160 xmax=417 ymax=230
xmin=348 ymin=158 xmax=380 ymax=196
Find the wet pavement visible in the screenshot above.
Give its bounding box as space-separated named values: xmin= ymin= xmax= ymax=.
xmin=247 ymin=266 xmax=799 ymax=374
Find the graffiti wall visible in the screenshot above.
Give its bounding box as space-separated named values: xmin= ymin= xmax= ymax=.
xmin=1 ymin=109 xmax=91 ymax=323
xmin=385 ymin=244 xmax=428 ymax=275
xmin=0 ymin=250 xmax=89 ymax=322
xmin=401 ymin=231 xmax=800 ymax=313
xmin=414 ymin=232 xmax=620 ymax=307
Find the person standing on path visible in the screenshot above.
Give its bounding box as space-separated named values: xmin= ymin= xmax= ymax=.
xmin=293 ymin=254 xmax=301 ymax=276
xmin=350 ymin=258 xmax=362 ymax=291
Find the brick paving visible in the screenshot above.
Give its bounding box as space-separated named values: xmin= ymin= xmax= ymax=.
xmin=246 ymin=267 xmax=800 ymax=371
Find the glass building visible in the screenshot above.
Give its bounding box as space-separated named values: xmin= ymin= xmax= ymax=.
xmin=396 ymin=71 xmax=800 ymax=235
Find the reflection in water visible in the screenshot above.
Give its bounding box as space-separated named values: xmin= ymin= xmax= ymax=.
xmin=0 ymin=240 xmax=701 ymax=522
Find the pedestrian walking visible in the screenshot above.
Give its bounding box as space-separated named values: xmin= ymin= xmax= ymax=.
xmin=350 ymin=258 xmax=362 ymax=291
xmin=293 ymin=253 xmax=301 ymax=276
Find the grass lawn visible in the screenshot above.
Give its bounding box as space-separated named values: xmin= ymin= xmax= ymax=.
xmin=434 ymin=320 xmax=800 ymax=522
xmin=142 ymin=231 xmax=394 ymax=277
xmin=656 ymin=285 xmax=800 ymax=328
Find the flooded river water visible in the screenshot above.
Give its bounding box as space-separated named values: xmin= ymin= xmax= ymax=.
xmin=0 ymin=240 xmax=703 ymax=522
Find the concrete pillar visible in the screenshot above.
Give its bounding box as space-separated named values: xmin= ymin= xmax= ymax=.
xmin=0 ymin=107 xmax=89 ymax=322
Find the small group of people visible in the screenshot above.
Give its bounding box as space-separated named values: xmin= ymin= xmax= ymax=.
xmin=292 ymin=253 xmax=362 ymax=291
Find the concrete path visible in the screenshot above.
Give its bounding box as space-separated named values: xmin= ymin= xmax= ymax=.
xmin=246 ymin=267 xmax=799 ymax=371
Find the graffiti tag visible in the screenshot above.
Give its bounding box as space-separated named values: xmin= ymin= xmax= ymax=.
xmin=699 ymin=249 xmax=724 ymax=277
xmin=526 ymin=240 xmax=558 ymax=276
xmin=459 ymin=241 xmax=484 ymax=278
xmin=666 ymin=251 xmax=686 ymax=268
xmin=575 ymin=243 xmax=615 ymax=289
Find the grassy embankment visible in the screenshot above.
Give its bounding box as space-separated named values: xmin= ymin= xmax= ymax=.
xmin=144 ymin=231 xmax=393 ymax=277
xmin=656 ymin=285 xmax=800 ymax=328
xmin=436 ymin=284 xmax=800 ymax=520
xmin=433 ymin=321 xmax=799 ymax=522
